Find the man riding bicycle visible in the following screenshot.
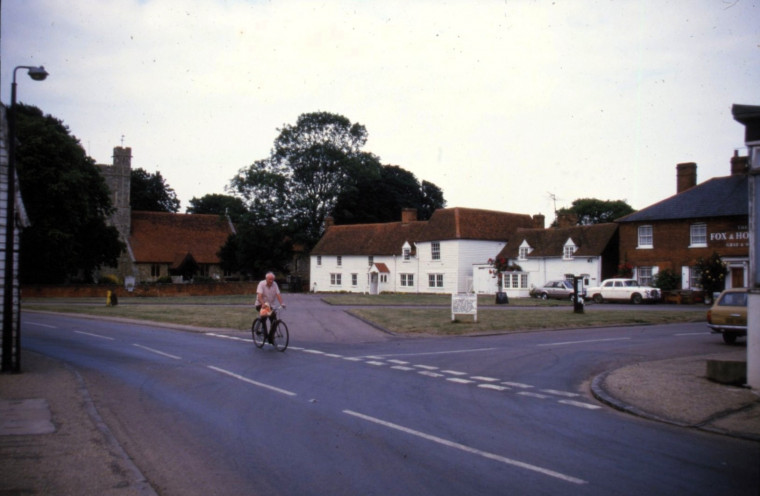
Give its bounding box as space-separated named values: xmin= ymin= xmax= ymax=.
xmin=256 ymin=272 xmax=285 ymax=343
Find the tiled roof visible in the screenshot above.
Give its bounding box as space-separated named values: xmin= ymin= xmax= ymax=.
xmin=616 ymin=175 xmax=747 ymax=222
xmin=310 ymin=207 xmax=533 ymax=256
xmin=416 ymin=207 xmax=534 ymax=242
xmin=310 ymin=220 xmax=427 ymax=256
xmin=129 ymin=211 xmax=234 ymax=264
xmin=498 ymin=223 xmax=618 ymax=259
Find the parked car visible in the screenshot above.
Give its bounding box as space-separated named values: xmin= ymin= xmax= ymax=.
xmin=530 ymin=280 xmax=584 ymax=300
xmin=585 ymin=278 xmax=661 ymax=304
xmin=707 ymin=288 xmax=747 ymax=344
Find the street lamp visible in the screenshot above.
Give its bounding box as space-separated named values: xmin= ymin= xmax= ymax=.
xmin=1 ymin=65 xmax=48 ymax=372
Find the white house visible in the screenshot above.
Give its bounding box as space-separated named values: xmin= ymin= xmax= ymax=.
xmin=310 ymin=207 xmax=540 ymax=294
xmin=478 ymin=222 xmax=619 ymax=298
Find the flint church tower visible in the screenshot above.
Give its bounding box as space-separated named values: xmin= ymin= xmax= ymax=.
xmin=95 ymin=146 xmax=134 ymax=281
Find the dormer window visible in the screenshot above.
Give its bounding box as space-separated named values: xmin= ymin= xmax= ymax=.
xmin=402 ymin=242 xmax=412 ymax=261
xmin=518 ymin=240 xmax=532 ymax=261
xmin=563 ymin=238 xmax=577 ymax=260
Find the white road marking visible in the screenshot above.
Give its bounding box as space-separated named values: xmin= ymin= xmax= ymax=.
xmin=343 ymin=357 xmax=364 ymax=362
xmin=675 ymin=332 xmax=709 ymax=336
xmin=447 ymin=378 xmax=475 ymax=384
xmin=541 ymin=389 xmax=580 ymax=398
xmin=559 ymin=400 xmax=602 ymax=410
xmin=207 ymin=366 xmax=297 ymax=397
xmin=414 ymin=365 xmax=439 ymax=370
xmin=419 ymin=371 xmax=444 ymax=378
xmin=302 ymin=349 xmax=325 ymax=355
xmin=518 ymin=392 xmax=550 ymax=399
xmin=442 ymin=370 xmax=468 ymax=376
xmin=538 ymin=337 xmax=630 ymax=347
xmin=391 ymin=366 xmax=415 ymax=371
xmin=502 ymin=382 xmax=533 ymax=389
xmin=343 ymin=410 xmax=587 ymax=485
xmin=471 ymin=376 xmax=499 ymax=382
xmin=26 ymin=321 xmax=57 ymax=328
xmin=132 ymin=344 xmax=181 ymax=360
xmin=74 ymin=331 xmax=114 ymax=340
xmin=366 ymin=361 xmax=386 ymax=366
xmin=478 ymin=384 xmax=510 ymax=391
xmin=388 ymin=359 xmax=410 ymax=365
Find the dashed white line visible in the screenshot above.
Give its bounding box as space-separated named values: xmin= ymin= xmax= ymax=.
xmin=538 ymin=337 xmax=630 ymax=347
xmin=343 ymin=410 xmax=587 ymax=485
xmin=132 ymin=344 xmax=181 ymax=360
xmin=471 ymin=376 xmax=499 ymax=382
xmin=27 ymin=321 xmax=57 ymax=328
xmin=541 ymin=389 xmax=580 ymax=398
xmin=388 ymin=359 xmax=410 ymax=365
xmin=559 ymin=400 xmax=602 ymax=410
xmin=442 ymin=370 xmax=468 ymax=376
xmin=366 ymin=361 xmax=386 ymax=366
xmin=391 ymin=366 xmax=415 ymax=371
xmin=419 ymin=371 xmax=444 ymax=378
xmin=415 ymin=365 xmax=439 ymax=370
xmin=518 ymin=392 xmax=551 ymax=399
xmin=74 ymin=331 xmax=115 ymax=340
xmin=479 ymin=384 xmax=510 ymax=391
xmin=207 ymin=366 xmax=297 ymax=397
xmin=447 ymin=377 xmax=475 ymax=384
xmin=502 ymin=382 xmax=533 ymax=389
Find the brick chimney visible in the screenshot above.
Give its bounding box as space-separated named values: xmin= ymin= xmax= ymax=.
xmin=532 ymin=214 xmax=545 ymax=229
xmin=401 ymin=208 xmax=418 ymax=224
xmin=731 ymin=150 xmax=748 ymax=175
xmin=556 ymin=212 xmax=578 ymax=228
xmin=676 ymin=162 xmax=697 ymax=193
xmin=324 ymin=216 xmax=334 ymax=230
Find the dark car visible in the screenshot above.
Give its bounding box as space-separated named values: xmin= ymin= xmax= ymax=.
xmin=707 ymin=288 xmax=747 ymax=344
xmin=530 ymin=280 xmax=583 ymax=300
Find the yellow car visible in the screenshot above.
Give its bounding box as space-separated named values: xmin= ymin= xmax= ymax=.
xmin=706 ymin=288 xmax=747 ymax=344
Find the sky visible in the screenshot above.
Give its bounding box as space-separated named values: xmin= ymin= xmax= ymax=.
xmin=1 ymin=0 xmax=758 ymax=221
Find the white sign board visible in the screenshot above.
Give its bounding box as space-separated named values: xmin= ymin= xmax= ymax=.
xmin=451 ymin=293 xmax=478 ymax=322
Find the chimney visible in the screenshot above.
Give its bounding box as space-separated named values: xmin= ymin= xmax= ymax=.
xmin=731 ymin=150 xmax=748 ymax=175
xmin=532 ymin=214 xmax=545 ymax=229
xmin=401 ymin=208 xmax=418 ymax=224
xmin=324 ymin=216 xmax=334 ymax=230
xmin=676 ymin=162 xmax=697 ymax=193
xmin=556 ymin=212 xmax=578 ymax=228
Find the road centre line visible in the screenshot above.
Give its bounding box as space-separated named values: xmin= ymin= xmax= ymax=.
xmin=132 ymin=344 xmax=182 ymax=360
xmin=207 ymin=366 xmax=297 ymax=397
xmin=538 ymin=337 xmax=631 ymax=347
xmin=26 ymin=321 xmax=57 ymax=328
xmin=559 ymin=400 xmax=602 ymax=410
xmin=376 ymin=347 xmax=498 ymax=358
xmin=675 ymin=332 xmax=710 ymax=336
xmin=541 ymin=389 xmax=580 ymax=398
xmin=343 ymin=410 xmax=587 ymax=485
xmin=74 ymin=330 xmax=115 ymax=340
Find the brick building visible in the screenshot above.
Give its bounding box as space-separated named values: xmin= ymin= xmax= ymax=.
xmin=616 ymin=153 xmax=749 ymax=290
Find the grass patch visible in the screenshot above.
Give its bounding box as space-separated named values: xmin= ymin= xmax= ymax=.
xmin=350 ymin=307 xmax=705 ymax=335
xmin=321 ymin=293 xmax=568 ymax=307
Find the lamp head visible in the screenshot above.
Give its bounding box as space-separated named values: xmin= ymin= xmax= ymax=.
xmin=27 ymin=66 xmax=48 ymax=81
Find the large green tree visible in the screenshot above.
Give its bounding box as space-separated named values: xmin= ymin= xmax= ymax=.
xmin=130 ymin=168 xmax=180 ymax=212
xmin=332 ymin=165 xmax=446 ymax=224
xmin=230 ymin=112 xmax=381 ymax=248
xmin=555 ymin=198 xmax=635 ymax=225
xmin=14 ymin=104 xmax=124 ymax=283
xmin=187 ymin=193 xmax=248 ymax=224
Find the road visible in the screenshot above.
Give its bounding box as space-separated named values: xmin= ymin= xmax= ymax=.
xmin=21 ymin=301 xmax=759 ymax=495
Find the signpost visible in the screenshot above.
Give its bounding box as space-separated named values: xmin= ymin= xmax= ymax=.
xmin=452 ymin=293 xmax=478 ymax=322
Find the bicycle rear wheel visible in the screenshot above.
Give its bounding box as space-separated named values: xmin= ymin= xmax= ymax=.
xmin=272 ymin=320 xmax=289 ymax=352
xmin=252 ymin=318 xmax=266 ymax=348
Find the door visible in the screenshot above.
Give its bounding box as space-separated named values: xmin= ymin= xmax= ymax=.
xmin=370 ymin=273 xmax=378 ymax=295
xmin=731 ymin=267 xmax=745 ymax=288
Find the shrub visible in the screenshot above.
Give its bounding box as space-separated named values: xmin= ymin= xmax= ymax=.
xmin=653 ymin=268 xmax=680 ymax=291
xmin=98 ymin=274 xmax=120 ymax=285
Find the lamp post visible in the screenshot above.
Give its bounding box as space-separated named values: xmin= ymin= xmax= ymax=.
xmin=1 ymin=65 xmax=48 ymax=372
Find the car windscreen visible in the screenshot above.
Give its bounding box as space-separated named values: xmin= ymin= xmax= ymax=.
xmin=719 ymin=292 xmax=747 ymax=307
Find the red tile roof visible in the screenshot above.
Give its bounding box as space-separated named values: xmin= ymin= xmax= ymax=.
xmin=498 ymin=223 xmax=618 ymax=259
xmin=129 ymin=211 xmax=235 ymax=264
xmin=311 ymin=207 xmax=533 ymax=255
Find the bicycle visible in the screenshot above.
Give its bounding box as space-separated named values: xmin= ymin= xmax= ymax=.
xmin=252 ymin=306 xmax=289 ymax=352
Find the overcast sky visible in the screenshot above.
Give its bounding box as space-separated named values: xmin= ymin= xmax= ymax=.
xmin=2 ymin=0 xmax=758 ymax=221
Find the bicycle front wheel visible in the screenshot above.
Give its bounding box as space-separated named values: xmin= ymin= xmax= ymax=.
xmin=252 ymin=318 xmax=266 ymax=348
xmin=272 ymin=320 xmax=289 ymax=352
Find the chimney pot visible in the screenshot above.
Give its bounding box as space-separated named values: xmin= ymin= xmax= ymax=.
xmin=676 ymin=162 xmax=697 ymax=194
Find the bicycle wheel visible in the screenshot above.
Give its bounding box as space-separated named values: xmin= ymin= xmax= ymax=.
xmin=252 ymin=318 xmax=266 ymax=348
xmin=272 ymin=320 xmax=289 ymax=352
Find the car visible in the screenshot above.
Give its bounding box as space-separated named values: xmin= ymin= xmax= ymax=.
xmin=585 ymin=278 xmax=661 ymax=304
xmin=707 ymin=288 xmax=747 ymax=344
xmin=530 ymin=280 xmax=584 ymax=300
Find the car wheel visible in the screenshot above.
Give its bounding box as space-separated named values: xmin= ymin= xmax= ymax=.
xmin=631 ymin=293 xmax=643 ymax=304
xmin=540 ymin=293 xmax=548 ymax=300
xmin=593 ymin=294 xmax=603 ymax=304
xmin=722 ymin=333 xmax=738 ymax=345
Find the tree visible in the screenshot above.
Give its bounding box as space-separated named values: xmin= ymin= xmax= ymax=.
xmin=14 ymin=104 xmax=124 ymax=283
xmin=229 ymin=112 xmax=381 ymax=248
xmin=696 ymin=252 xmax=728 ymax=297
xmin=217 ymin=215 xmax=293 ymax=280
xmin=332 ymin=165 xmax=446 ymax=224
xmin=130 ymin=168 xmax=180 ymax=212
xmin=187 ymin=194 xmax=248 ymax=224
xmin=555 ymin=198 xmax=635 ymax=225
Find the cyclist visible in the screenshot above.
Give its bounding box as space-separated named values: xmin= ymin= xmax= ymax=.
xmin=256 ymin=272 xmax=285 ymax=343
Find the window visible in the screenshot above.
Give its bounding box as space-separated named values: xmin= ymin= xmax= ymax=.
xmin=431 ymin=242 xmax=441 ymax=260
xmin=351 ymin=273 xmax=358 ymax=286
xmin=403 ymin=247 xmax=411 ymax=261
xmin=502 ymin=271 xmax=528 ymax=289
xmin=337 ymin=256 xmax=342 ymax=266
xmin=690 ymin=223 xmax=707 ymax=247
xmin=151 ymin=264 xmax=161 ymax=278
xmin=317 ymin=256 xmax=322 ymax=266
xmin=638 ymin=266 xmax=653 ymax=286
xmin=380 ymin=274 xmax=388 ymax=283
xmin=330 ymin=273 xmax=342 ymax=286
xmin=400 ymin=273 xmax=414 ymax=287
xmin=368 ymin=256 xmax=373 ymax=266
xmin=638 ymin=225 xmax=653 ymax=248
xmin=519 ymin=246 xmax=529 ymax=260
xmin=563 ymin=245 xmax=575 ymax=260
xmin=428 ymin=273 xmax=444 ymax=288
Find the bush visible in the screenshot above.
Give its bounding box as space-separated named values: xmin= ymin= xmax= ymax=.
xmin=98 ymin=274 xmax=120 ymax=285
xmin=653 ymin=268 xmax=680 ymax=291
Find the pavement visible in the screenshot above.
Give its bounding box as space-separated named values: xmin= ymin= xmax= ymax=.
xmin=2 ymin=328 xmax=760 ymax=495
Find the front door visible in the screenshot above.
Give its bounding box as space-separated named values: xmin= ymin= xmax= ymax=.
xmin=731 ymin=267 xmax=745 ymax=288
xmin=370 ymin=273 xmax=378 ymax=295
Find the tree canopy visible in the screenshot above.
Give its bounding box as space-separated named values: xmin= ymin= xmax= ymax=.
xmin=14 ymin=104 xmax=124 ymax=283
xmin=555 ymin=198 xmax=635 ymax=225
xmin=187 ymin=193 xmax=248 ymax=224
xmin=130 ymin=168 xmax=180 ymax=213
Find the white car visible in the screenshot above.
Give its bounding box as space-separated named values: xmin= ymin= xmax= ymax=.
xmin=586 ymin=278 xmax=661 ymax=304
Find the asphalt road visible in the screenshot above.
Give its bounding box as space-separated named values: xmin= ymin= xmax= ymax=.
xmin=20 ymin=305 xmax=759 ymax=496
